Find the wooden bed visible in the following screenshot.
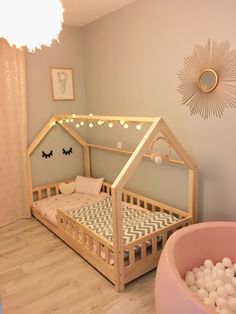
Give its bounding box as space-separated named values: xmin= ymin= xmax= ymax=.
xmin=28 ymin=115 xmax=197 ymax=292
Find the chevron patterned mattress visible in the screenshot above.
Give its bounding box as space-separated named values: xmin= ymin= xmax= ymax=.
xmin=64 ymin=195 xmax=179 ymax=244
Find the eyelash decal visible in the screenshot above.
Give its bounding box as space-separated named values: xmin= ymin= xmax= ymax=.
xmin=42 ymin=150 xmax=53 ymax=158
xmin=62 ymin=147 xmax=73 ymax=155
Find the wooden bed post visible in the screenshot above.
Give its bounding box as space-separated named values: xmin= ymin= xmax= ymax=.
xmin=188 ymin=168 xmax=198 ymax=223
xmin=111 ymin=187 xmax=125 ymax=292
xmin=83 ymin=146 xmax=91 ymax=177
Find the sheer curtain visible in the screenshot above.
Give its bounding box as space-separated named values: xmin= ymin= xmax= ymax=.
xmin=0 ymin=39 xmax=31 ymax=227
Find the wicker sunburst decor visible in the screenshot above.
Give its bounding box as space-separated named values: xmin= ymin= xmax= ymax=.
xmin=178 ymin=40 xmax=236 ymax=120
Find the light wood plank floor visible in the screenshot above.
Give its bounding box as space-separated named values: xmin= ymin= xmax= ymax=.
xmin=0 ymin=218 xmax=156 ymax=314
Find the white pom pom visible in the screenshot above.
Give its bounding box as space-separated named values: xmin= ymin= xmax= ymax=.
xmin=222 ymin=257 xmax=232 ymax=268
xmin=204 ymin=259 xmax=214 ymax=269
xmin=185 ymin=271 xmax=195 ymax=286
xmin=189 ymin=285 xmax=198 ymax=294
xmin=154 ymin=155 xmax=162 ymax=164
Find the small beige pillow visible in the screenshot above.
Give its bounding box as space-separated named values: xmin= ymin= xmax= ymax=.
xmin=59 ymin=182 xmax=75 ymax=195
xmin=75 ymin=176 xmax=104 ymax=195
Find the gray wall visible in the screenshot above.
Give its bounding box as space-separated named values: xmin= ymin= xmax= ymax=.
xmin=27 ymin=25 xmax=87 ymax=186
xmin=82 ymin=0 xmax=236 ymax=221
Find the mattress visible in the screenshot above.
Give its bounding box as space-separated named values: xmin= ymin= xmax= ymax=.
xmin=33 ymin=192 xmax=108 ymax=225
xmin=64 ymin=195 xmax=179 ymax=244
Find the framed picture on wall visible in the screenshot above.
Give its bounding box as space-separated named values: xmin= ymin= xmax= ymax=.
xmin=50 ymin=68 xmax=74 ymax=100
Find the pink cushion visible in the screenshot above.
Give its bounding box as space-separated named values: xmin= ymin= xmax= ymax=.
xmin=75 ymin=175 xmax=104 ymax=195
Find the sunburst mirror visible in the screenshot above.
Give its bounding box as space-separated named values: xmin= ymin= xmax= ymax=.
xmin=178 ymin=40 xmax=236 ymax=120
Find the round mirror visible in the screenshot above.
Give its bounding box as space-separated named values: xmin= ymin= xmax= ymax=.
xmin=198 ymin=69 xmax=218 ymax=93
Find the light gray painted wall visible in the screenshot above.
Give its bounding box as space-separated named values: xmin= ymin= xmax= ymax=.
xmin=82 ymin=0 xmax=236 ymax=221
xmin=27 ymin=25 xmax=87 ymax=186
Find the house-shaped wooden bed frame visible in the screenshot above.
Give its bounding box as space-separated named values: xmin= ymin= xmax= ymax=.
xmin=28 ymin=114 xmax=197 ymax=292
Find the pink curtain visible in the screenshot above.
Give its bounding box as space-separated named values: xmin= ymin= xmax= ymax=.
xmin=0 ymin=39 xmax=31 ymax=227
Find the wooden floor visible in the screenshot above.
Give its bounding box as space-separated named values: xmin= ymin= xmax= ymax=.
xmin=0 ymin=218 xmax=156 ymax=314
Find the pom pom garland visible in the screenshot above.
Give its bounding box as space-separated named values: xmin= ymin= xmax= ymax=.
xmin=184 ymin=257 xmax=236 ymax=314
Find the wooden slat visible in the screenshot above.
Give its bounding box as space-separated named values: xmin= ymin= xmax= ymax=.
xmin=59 ymin=123 xmax=87 ymax=147
xmin=188 ymin=168 xmax=198 ymax=223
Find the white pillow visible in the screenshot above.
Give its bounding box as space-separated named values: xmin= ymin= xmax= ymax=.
xmin=59 ymin=182 xmax=75 ymax=195
xmin=75 ymin=176 xmax=104 ymax=195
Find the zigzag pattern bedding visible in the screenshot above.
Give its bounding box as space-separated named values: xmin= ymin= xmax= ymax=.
xmin=64 ymin=195 xmax=179 ymax=244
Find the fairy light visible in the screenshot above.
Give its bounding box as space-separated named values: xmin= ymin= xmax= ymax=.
xmin=120 ymin=120 xmax=125 ymax=125
xmin=70 ymin=119 xmax=74 ymax=123
xmin=65 ymin=118 xmax=69 ymax=123
xmin=75 ymin=123 xmax=80 ymax=128
xmin=89 ymin=122 xmax=94 ymax=128
xmin=59 ymin=120 xmax=63 ymax=124
xmin=97 ymin=120 xmax=104 ymax=125
xmin=80 ymin=121 xmax=84 ymax=126
xmin=89 ymin=113 xmax=93 ymax=116
xmin=51 ymin=121 xmax=56 ymax=126
xmin=136 ymin=124 xmax=142 ymax=130
xmin=72 ymin=114 xmax=76 ymax=118
xmin=108 ymin=122 xmax=113 ymax=128
xmin=124 ymin=123 xmax=129 ymax=129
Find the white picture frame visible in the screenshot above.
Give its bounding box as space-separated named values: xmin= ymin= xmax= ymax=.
xmin=50 ymin=68 xmax=74 ymax=100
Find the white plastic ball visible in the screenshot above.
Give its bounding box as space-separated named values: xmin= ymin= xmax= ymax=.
xmin=205 ymin=281 xmax=216 ymax=293
xmin=220 ymin=309 xmax=234 ymax=314
xmin=203 ymin=297 xmax=215 ymax=308
xmin=224 ymin=283 xmax=235 ymax=296
xmin=212 ymin=266 xmax=219 ymax=273
xmin=209 ymin=290 xmax=218 ymax=301
xmin=231 ymin=277 xmax=236 ymax=287
xmin=189 ymin=285 xmax=198 ymax=294
xmin=204 ymin=259 xmax=214 ymax=269
xmin=185 ymin=271 xmax=195 ymax=286
xmin=225 ymin=268 xmax=234 ymax=278
xmin=217 ymin=269 xmax=225 ymax=279
xmin=204 ymin=268 xmax=212 ymax=276
xmin=216 ymin=296 xmax=228 ymax=308
xmin=217 ymin=286 xmax=228 ymax=298
xmin=196 ymin=278 xmax=205 ymax=289
xmin=228 ymin=296 xmax=236 ymax=311
xmin=232 ymin=263 xmax=236 ymax=272
xmin=222 ymin=257 xmax=232 ymax=268
xmin=192 ymin=267 xmax=200 ymax=274
xmin=216 ymin=263 xmax=225 ymax=270
xmin=200 ymin=266 xmax=205 ymax=272
xmin=195 ymin=271 xmax=204 ymax=279
xmin=197 ymin=288 xmax=208 ymax=300
xmin=215 ymin=279 xmax=224 ymax=288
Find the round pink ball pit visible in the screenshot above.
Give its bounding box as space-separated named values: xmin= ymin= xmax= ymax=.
xmin=155 ymin=222 xmax=236 ymax=314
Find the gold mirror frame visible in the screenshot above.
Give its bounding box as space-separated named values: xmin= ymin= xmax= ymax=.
xmin=178 ymin=40 xmax=236 ymax=120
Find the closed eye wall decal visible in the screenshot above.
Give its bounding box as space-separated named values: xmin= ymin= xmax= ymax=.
xmin=42 ymin=150 xmax=53 ymax=158
xmin=62 ymin=147 xmax=73 ymax=155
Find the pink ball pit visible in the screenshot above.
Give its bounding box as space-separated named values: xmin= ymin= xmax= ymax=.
xmin=155 ymin=222 xmax=236 ymax=314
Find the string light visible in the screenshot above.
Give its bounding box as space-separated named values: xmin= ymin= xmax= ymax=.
xmin=72 ymin=114 xmax=76 ymax=118
xmin=51 ymin=121 xmax=56 ymax=126
xmin=97 ymin=120 xmax=104 ymax=125
xmin=124 ymin=123 xmax=129 ymax=129
xmin=70 ymin=119 xmax=74 ymax=123
xmin=89 ymin=122 xmax=94 ymax=128
xmin=120 ymin=120 xmax=125 ymax=125
xmin=65 ymin=119 xmax=70 ymax=123
xmin=59 ymin=120 xmax=63 ymax=124
xmin=89 ymin=113 xmax=93 ymax=116
xmin=136 ymin=124 xmax=142 ymax=130
xmin=108 ymin=122 xmax=113 ymax=128
xmin=80 ymin=121 xmax=84 ymax=126
xmin=75 ymin=123 xmax=80 ymax=128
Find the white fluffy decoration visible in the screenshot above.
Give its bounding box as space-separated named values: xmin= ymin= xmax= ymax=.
xmin=0 ymin=0 xmax=64 ymax=52
xmin=184 ymin=257 xmax=236 ymax=314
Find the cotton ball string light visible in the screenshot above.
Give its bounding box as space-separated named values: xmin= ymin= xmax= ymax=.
xmin=184 ymin=257 xmax=236 ymax=314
